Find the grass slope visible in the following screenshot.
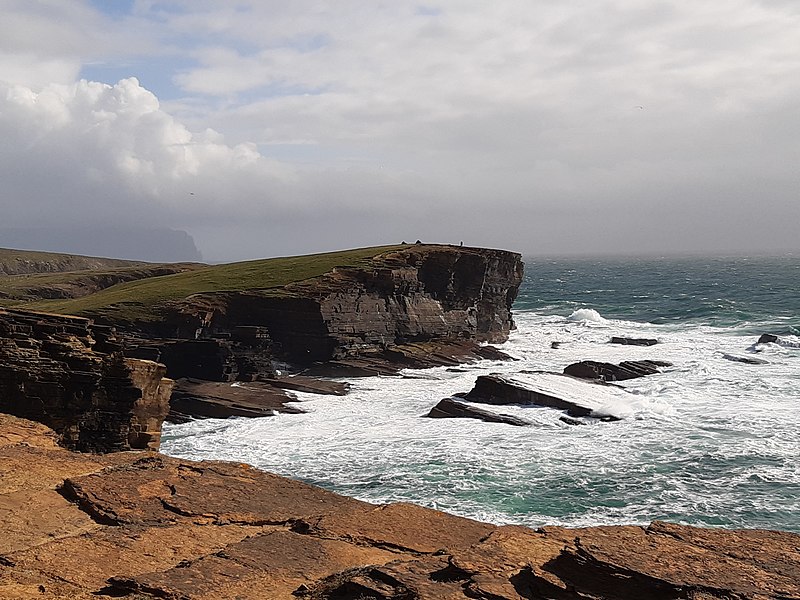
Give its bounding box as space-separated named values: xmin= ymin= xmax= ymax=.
xmin=22 ymin=245 xmax=406 ymax=321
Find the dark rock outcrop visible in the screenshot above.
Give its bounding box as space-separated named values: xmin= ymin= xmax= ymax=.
xmin=427 ymin=397 xmax=531 ymax=426
xmin=610 ymin=336 xmax=659 ymax=346
xmin=757 ymin=333 xmax=800 ymax=348
xmin=166 ymin=376 xmax=347 ymax=422
xmin=167 ymin=378 xmax=302 ymax=421
xmin=133 ymin=245 xmax=524 ymax=369
xmin=460 ymin=373 xmax=629 ymax=420
xmin=2 ymin=414 xmax=798 ymax=600
xmin=564 ymin=359 xmax=672 ymax=381
xmin=0 ymin=308 xmax=172 ymax=451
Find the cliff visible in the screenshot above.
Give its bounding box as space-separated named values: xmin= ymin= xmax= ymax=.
xmin=20 ymin=244 xmax=523 ymax=377
xmin=1 ymin=244 xmax=523 ymax=437
xmin=0 ymin=308 xmax=172 ymax=452
xmin=160 ymin=244 xmax=524 ymax=368
xmin=1 ymin=413 xmax=797 ymax=600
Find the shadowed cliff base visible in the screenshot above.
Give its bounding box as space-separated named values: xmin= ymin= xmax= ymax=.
xmin=1 ymin=414 xmax=798 ymax=600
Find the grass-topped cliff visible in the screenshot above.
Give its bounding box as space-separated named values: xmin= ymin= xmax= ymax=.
xmin=6 ymin=245 xmax=406 ymax=322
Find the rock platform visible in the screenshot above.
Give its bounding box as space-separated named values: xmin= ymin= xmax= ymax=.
xmin=1 ymin=414 xmax=798 ymax=599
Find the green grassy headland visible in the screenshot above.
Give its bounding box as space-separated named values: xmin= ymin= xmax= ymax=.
xmin=12 ymin=245 xmax=406 ymax=321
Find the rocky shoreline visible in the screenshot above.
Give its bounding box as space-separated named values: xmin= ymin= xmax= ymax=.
xmin=2 ymin=244 xmax=799 ymax=598
xmin=2 ymin=413 xmax=799 ymax=600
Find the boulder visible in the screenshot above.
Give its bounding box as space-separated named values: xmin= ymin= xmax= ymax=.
xmin=563 ymin=359 xmax=672 ymax=381
xmin=427 ymin=397 xmax=531 ymax=426
xmin=461 ymin=373 xmax=631 ymax=420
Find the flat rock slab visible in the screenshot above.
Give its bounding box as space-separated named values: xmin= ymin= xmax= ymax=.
xmin=264 ymin=375 xmax=349 ymax=396
xmin=462 ymin=372 xmax=635 ymax=419
xmin=308 ymin=340 xmax=513 ymax=377
xmin=168 ymin=378 xmax=304 ymax=422
xmin=427 ymin=397 xmax=531 ymax=426
xmin=722 ymin=353 xmax=769 ymax=365
xmin=3 ymin=414 xmax=800 ymax=599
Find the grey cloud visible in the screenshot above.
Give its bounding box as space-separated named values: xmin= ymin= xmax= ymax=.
xmin=0 ymin=1 xmax=798 ymax=261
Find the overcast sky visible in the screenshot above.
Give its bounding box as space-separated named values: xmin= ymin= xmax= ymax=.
xmin=1 ymin=0 xmax=798 ymax=261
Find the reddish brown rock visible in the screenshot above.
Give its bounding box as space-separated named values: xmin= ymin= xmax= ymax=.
xmin=1 ymin=414 xmax=799 ymax=599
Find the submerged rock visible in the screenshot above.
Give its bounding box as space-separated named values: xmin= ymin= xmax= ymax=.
xmin=563 ymin=359 xmax=672 ymax=381
xmin=427 ymin=397 xmax=531 ymax=426
xmin=610 ymin=336 xmax=659 ymax=346
xmin=722 ymin=353 xmax=769 ymax=365
xmin=757 ymin=333 xmax=800 ymax=348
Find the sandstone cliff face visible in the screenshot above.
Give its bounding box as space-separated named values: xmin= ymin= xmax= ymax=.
xmin=155 ymin=245 xmax=524 ymax=367
xmin=0 ymin=309 xmax=172 ymax=451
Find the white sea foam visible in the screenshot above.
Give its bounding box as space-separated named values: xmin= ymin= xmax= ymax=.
xmin=161 ymin=308 xmax=800 ymax=532
xmin=567 ymin=308 xmax=607 ymax=323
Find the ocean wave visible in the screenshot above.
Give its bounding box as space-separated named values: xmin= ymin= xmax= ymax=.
xmin=567 ymin=308 xmax=607 ymax=323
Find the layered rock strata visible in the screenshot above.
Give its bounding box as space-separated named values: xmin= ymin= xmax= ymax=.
xmin=427 ymin=397 xmax=531 ymax=426
xmin=0 ymin=308 xmax=172 ymax=451
xmin=133 ymin=245 xmax=524 ymax=369
xmin=459 ymin=373 xmax=630 ymax=420
xmin=1 ymin=414 xmax=798 ymax=600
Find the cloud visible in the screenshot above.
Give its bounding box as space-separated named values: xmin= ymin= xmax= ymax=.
xmin=0 ymin=78 xmax=302 ymax=227
xmin=0 ymin=1 xmax=799 ymax=260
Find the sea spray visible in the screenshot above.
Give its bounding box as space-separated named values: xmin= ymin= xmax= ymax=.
xmin=162 ymin=255 xmax=800 ymax=532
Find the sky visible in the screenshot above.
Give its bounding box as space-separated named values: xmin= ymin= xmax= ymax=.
xmin=1 ymin=0 xmax=798 ymax=262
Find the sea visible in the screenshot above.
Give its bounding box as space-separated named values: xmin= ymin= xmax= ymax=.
xmin=161 ymin=255 xmax=800 ymax=532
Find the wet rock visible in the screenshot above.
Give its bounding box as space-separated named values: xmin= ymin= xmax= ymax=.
xmin=306 ymin=340 xmax=514 ymax=377
xmin=564 ymin=359 xmax=672 ymax=381
xmin=461 ymin=372 xmax=629 ymax=420
xmin=427 ymin=397 xmax=531 ymax=426
xmin=167 ymin=378 xmax=304 ymax=422
xmin=610 ymin=336 xmax=659 ymax=346
xmin=757 ymin=334 xmax=800 ymax=348
xmin=722 ymin=353 xmax=769 ymax=365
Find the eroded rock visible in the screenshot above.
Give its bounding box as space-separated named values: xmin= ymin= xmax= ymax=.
xmin=564 ymin=359 xmax=672 ymax=381
xmin=1 ymin=415 xmax=799 ymax=600
xmin=460 ymin=372 xmax=630 ymax=420
xmin=427 ymin=397 xmax=531 ymax=426
xmin=0 ymin=309 xmax=172 ymax=451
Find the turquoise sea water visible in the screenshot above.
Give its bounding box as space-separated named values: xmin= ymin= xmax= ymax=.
xmin=162 ymin=255 xmax=800 ymax=532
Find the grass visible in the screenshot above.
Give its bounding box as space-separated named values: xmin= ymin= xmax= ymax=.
xmin=21 ymin=245 xmax=407 ymax=321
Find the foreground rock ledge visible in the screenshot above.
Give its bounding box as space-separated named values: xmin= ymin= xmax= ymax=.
xmin=1 ymin=414 xmax=798 ymax=600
